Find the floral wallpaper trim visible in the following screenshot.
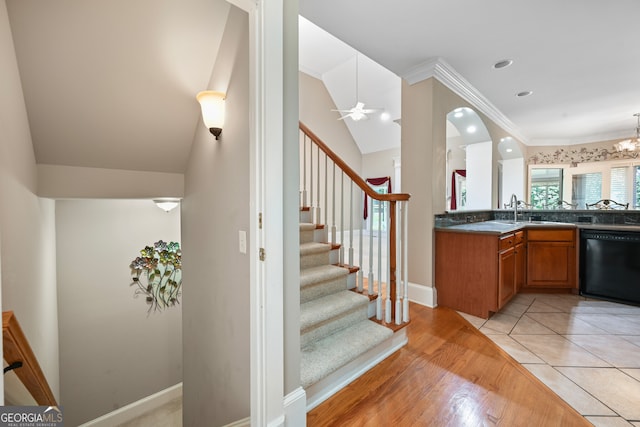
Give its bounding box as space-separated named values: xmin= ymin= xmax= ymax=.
xmin=528 ymin=146 xmax=639 ymax=165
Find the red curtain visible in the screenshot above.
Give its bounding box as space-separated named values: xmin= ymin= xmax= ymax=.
xmin=450 ymin=169 xmax=466 ymax=210
xmin=364 ymin=177 xmax=392 ymax=219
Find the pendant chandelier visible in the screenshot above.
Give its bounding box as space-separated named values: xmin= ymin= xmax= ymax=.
xmin=614 ymin=113 xmax=640 ymax=152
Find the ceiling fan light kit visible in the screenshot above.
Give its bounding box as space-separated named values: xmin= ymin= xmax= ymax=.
xmin=332 ymin=53 xmax=382 ymax=121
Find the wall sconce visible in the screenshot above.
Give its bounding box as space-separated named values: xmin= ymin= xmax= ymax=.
xmin=196 ymin=91 xmax=226 ymax=140
xmin=153 ymin=199 xmax=180 ymax=212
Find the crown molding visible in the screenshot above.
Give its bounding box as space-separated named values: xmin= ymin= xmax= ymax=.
xmin=401 ymin=57 xmax=529 ymax=145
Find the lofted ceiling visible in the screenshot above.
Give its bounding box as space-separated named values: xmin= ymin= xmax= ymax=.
xmin=8 ymin=1 xmax=640 ymax=173
xmin=7 ymin=0 xmax=230 ymax=173
xmin=300 ymin=0 xmax=640 ymax=148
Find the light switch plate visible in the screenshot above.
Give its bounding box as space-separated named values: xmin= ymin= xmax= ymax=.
xmin=239 ymin=230 xmax=247 ymax=254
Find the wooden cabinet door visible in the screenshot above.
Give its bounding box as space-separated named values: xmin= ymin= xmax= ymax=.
xmin=498 ymin=247 xmax=516 ymax=309
xmin=527 ymin=241 xmax=575 ymax=287
xmin=515 ymin=242 xmax=526 ymax=292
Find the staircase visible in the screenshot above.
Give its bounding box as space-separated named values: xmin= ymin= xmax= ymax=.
xmin=299 ymin=210 xmax=407 ymax=410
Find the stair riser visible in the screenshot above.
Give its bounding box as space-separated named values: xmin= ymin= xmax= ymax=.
xmin=300 ymin=209 xmax=312 ymax=223
xmin=301 ymin=276 xmax=347 ymax=304
xmin=301 ymin=305 xmax=368 ymax=348
xmin=301 ymin=251 xmax=330 ymax=270
xmin=300 ymin=229 xmax=314 ymax=244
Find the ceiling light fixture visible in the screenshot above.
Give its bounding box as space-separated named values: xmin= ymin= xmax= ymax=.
xmin=516 ymin=90 xmax=533 ymax=97
xmin=466 ymin=125 xmax=477 ymax=134
xmin=614 ymin=113 xmax=640 ymax=152
xmin=493 ymin=59 xmax=513 ymax=69
xmin=196 ymin=91 xmax=226 ymax=140
xmin=154 ymin=199 xmax=180 ymax=212
xmin=380 ymin=111 xmax=391 ymax=121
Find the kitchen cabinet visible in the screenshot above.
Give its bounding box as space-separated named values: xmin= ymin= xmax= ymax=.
xmin=515 ymin=236 xmax=526 ymax=292
xmin=526 ymin=228 xmax=577 ymax=289
xmin=435 ymin=229 xmax=522 ymax=319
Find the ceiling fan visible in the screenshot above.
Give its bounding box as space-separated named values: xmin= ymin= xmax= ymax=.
xmin=332 ymin=53 xmax=382 ymax=121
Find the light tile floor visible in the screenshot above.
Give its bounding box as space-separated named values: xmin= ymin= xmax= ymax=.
xmin=458 ymin=293 xmax=640 ymax=427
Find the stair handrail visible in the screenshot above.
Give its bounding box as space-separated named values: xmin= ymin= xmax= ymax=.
xmin=299 ymin=122 xmax=410 ymax=203
xmin=3 ymin=310 xmax=57 ymax=405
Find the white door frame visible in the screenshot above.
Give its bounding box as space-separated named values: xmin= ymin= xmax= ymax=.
xmin=227 ymin=0 xmax=288 ymax=425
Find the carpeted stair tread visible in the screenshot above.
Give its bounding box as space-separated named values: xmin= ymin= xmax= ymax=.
xmin=300 ymin=241 xmax=330 ymax=256
xmin=300 ymin=223 xmax=316 ymax=231
xmin=300 ymin=319 xmax=394 ymax=388
xmin=300 ymin=290 xmax=368 ymax=332
xmin=300 ymin=264 xmax=348 ymax=288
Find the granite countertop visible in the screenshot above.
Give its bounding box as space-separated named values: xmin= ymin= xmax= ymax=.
xmin=437 ymin=220 xmax=640 ymax=235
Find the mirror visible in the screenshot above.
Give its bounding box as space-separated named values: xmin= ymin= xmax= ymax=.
xmin=445 ymin=107 xmax=492 ymax=211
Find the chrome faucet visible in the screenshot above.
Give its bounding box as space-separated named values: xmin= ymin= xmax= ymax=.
xmin=510 ymin=193 xmax=518 ymax=222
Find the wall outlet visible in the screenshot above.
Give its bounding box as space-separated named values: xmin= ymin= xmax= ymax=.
xmin=239 ymin=230 xmax=247 ymax=254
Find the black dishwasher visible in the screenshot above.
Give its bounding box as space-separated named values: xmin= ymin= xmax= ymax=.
xmin=580 ymin=229 xmax=640 ymax=305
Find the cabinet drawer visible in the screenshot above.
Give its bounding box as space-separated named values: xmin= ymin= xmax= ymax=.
xmin=514 ymin=231 xmax=525 ymax=245
xmin=499 ymin=233 xmax=515 ymax=251
xmin=527 ymin=229 xmax=574 ymax=242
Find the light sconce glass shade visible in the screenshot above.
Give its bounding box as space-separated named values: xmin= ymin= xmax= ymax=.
xmin=196 ymin=91 xmax=226 ymax=140
xmin=154 ymin=199 xmax=180 ymax=212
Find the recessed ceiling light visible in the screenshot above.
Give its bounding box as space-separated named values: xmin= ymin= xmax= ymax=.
xmin=493 ymin=59 xmax=513 ymax=69
xmin=454 ymin=111 xmax=463 ymax=118
xmin=516 ymin=90 xmax=533 ymax=97
xmin=466 ymin=125 xmax=477 ymax=134
xmin=380 ymin=112 xmax=390 ymax=121
xmin=506 ymin=148 xmax=513 ymax=153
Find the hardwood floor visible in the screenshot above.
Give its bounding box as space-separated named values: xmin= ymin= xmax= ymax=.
xmin=307 ymin=303 xmax=591 ymax=427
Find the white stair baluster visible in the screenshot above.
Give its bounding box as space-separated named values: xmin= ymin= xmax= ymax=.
xmin=376 ymin=198 xmax=382 ymax=321
xmin=324 ymin=154 xmax=328 ymax=242
xmin=339 ymin=172 xmax=345 ymax=265
xmin=309 ymin=137 xmax=313 ymax=221
xmin=331 ymin=162 xmax=336 ymax=246
xmin=403 ymin=201 xmax=410 ymax=322
xmin=315 ymin=145 xmax=321 ymax=225
xmin=302 ymin=133 xmax=307 ymax=208
xmin=368 ymin=196 xmax=374 ymax=298
xmin=349 ymin=181 xmax=354 ymax=267
xmin=358 ymin=190 xmax=364 ymax=292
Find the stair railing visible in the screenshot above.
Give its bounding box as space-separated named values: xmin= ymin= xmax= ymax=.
xmin=299 ymin=122 xmax=411 ymax=324
xmin=3 ymin=311 xmax=57 ymax=405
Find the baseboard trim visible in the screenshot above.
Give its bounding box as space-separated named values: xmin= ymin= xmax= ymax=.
xmin=305 ymin=329 xmax=407 ymax=411
xmin=222 ymin=417 xmax=251 ymax=427
xmin=408 ymin=282 xmax=437 ymax=308
xmin=80 ymin=383 xmax=182 ymax=427
xmin=284 ymin=387 xmax=306 ymax=426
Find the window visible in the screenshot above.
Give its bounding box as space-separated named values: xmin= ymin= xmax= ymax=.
xmin=530 ymin=168 xmax=562 ymax=209
xmin=572 ymin=173 xmax=602 ymax=208
xmin=610 ymin=167 xmax=628 ymax=204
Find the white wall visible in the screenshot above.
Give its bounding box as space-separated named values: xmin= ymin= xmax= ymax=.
xmin=300 ymin=71 xmax=365 ymax=231
xmin=465 ymin=141 xmax=492 ymax=210
xmin=501 ymin=158 xmax=525 ymax=205
xmin=362 ymin=147 xmax=400 ymax=187
xmin=37 ymin=165 xmax=184 ymax=199
xmin=182 ymin=6 xmax=251 ymax=427
xmin=55 ymin=199 xmax=182 ymax=426
xmin=0 ymin=0 xmax=59 ymax=403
